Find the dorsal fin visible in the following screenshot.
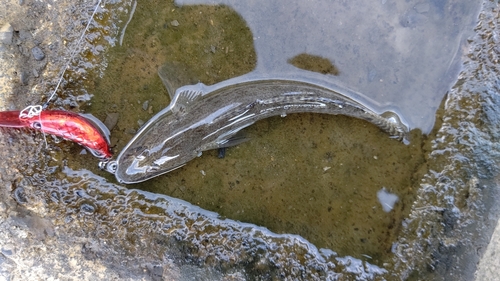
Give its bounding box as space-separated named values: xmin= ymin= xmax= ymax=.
xmin=171 ymin=84 xmax=206 ymax=114
xmin=158 ymin=62 xmax=200 ymax=99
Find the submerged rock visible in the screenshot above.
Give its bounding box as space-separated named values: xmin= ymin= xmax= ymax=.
xmin=104 ymin=112 xmax=120 ymax=131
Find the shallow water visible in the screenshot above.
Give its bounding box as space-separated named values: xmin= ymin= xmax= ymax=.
xmin=176 ymin=0 xmax=478 ymax=133
xmin=84 ymin=0 xmax=432 ymax=264
xmin=1 ymin=0 xmax=500 ymax=280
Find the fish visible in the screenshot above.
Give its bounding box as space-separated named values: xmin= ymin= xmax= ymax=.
xmin=0 ymin=109 xmax=112 ymax=159
xmin=102 ymin=72 xmax=409 ymax=184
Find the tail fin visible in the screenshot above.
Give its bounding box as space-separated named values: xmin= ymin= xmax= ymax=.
xmin=0 ymin=111 xmax=28 ymax=128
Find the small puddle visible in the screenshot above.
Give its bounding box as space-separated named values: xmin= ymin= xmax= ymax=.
xmin=66 ymin=0 xmax=485 ymax=276
xmin=78 ymin=0 xmax=434 ymax=265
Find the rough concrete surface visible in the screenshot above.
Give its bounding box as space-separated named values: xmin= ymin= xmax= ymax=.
xmin=475 ymin=221 xmax=500 ymax=281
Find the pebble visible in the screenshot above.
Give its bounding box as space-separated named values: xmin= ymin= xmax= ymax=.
xmin=80 ymin=203 xmax=95 ymax=214
xmin=0 ymin=23 xmax=14 ymax=45
xmin=31 ymin=46 xmax=45 ymax=61
xmin=4 ymin=181 xmax=12 ymax=191
xmin=19 ymin=71 xmax=28 ymax=85
xmin=104 ymin=113 xmax=119 ymax=131
xmin=19 ymin=30 xmax=32 ymax=41
xmin=142 ymin=100 xmax=149 ymax=111
xmin=126 ymin=128 xmax=137 ymax=134
xmin=1 ymin=244 xmax=15 ymax=256
xmin=14 ymin=187 xmax=27 ymax=204
xmin=170 ymin=20 xmax=179 ymax=27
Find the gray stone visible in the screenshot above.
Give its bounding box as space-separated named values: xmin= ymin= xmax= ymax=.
xmin=19 ymin=71 xmax=28 ymax=85
xmin=31 ymin=46 xmax=45 ymax=61
xmin=104 ymin=112 xmax=119 ymax=131
xmin=0 ymin=23 xmax=13 ymax=45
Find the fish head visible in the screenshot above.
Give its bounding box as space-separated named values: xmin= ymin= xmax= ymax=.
xmin=113 ymin=111 xmax=204 ymax=184
xmin=115 ymin=138 xmax=199 ymax=184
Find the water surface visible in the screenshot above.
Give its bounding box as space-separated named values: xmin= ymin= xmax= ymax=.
xmin=86 ymin=0 xmax=432 ymax=264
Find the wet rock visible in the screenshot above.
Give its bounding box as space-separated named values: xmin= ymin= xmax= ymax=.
xmin=4 ymin=181 xmax=12 ymax=192
xmin=110 ymin=136 xmax=118 ymax=147
xmin=31 ymin=46 xmax=45 ymax=61
xmin=146 ymin=264 xmax=164 ymax=281
xmin=0 ymin=23 xmax=13 ymax=45
xmin=19 ymin=71 xmax=28 ymax=85
xmin=76 ymin=93 xmax=93 ymax=102
xmin=126 ymin=128 xmax=137 ymax=134
xmin=18 ymin=30 xmax=32 ymax=42
xmin=80 ymin=203 xmax=95 ymax=214
xmin=13 ymin=187 xmax=27 ymax=204
xmin=287 ymin=53 xmax=340 ymax=75
xmin=104 ymin=113 xmax=119 ymax=130
xmin=1 ymin=244 xmax=15 ymax=256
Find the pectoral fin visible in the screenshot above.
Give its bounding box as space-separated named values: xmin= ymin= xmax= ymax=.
xmin=217 ymin=131 xmax=251 ymax=148
xmin=216 ymin=132 xmax=251 ymax=159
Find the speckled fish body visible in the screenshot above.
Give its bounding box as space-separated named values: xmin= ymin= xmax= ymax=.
xmin=106 ymin=79 xmax=408 ymax=184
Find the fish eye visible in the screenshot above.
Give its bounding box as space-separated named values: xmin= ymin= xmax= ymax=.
xmin=107 ymin=161 xmax=117 ymax=172
xmin=32 ymin=122 xmax=42 ymax=129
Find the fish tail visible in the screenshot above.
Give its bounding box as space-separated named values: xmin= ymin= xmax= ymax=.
xmin=0 ymin=111 xmax=29 ymax=128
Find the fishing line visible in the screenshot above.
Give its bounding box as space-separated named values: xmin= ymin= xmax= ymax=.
xmin=119 ymin=0 xmax=137 ymax=46
xmin=19 ymin=105 xmax=42 ymax=119
xmin=44 ymin=0 xmax=103 ymax=108
xmin=18 ymin=0 xmax=103 ymax=148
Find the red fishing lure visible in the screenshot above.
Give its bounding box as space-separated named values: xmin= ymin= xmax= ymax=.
xmin=0 ymin=109 xmax=112 ymax=159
